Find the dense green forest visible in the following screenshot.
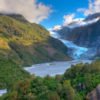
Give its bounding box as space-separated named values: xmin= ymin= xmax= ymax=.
xmin=0 ymin=60 xmax=100 ymax=100
xmin=0 ymin=58 xmax=30 ymax=89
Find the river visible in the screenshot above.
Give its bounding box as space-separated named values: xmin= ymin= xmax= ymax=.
xmin=0 ymin=31 xmax=92 ymax=96
xmin=24 ymin=30 xmax=92 ymax=77
xmin=24 ymin=60 xmax=91 ymax=77
xmin=0 ymin=89 xmax=7 ymax=96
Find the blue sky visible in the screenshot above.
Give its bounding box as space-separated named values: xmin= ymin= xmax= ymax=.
xmin=1 ymin=0 xmax=99 ymax=27
xmin=38 ymin=0 xmax=89 ymax=28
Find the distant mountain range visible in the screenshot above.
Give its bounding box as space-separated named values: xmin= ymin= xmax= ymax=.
xmin=54 ymin=13 xmax=100 ymax=59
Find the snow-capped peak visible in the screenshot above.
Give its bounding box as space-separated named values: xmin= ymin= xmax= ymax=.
xmin=68 ymin=17 xmax=100 ymax=29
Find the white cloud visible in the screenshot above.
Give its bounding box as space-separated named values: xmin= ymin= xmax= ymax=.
xmin=53 ymin=25 xmax=62 ymax=31
xmin=53 ymin=0 xmax=100 ymax=30
xmin=52 ymin=13 xmax=84 ymax=30
xmin=63 ymin=14 xmax=84 ymax=26
xmin=77 ymin=0 xmax=100 ymax=16
xmin=0 ymin=0 xmax=51 ymax=23
xmin=52 ymin=14 xmax=76 ymax=30
xmin=94 ymin=0 xmax=100 ymax=12
xmin=63 ymin=14 xmax=75 ymax=26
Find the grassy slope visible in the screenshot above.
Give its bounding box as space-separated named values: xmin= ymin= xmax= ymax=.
xmin=0 ymin=15 xmax=70 ymax=88
xmin=0 ymin=15 xmax=70 ymax=66
xmin=0 ymin=58 xmax=29 ymax=89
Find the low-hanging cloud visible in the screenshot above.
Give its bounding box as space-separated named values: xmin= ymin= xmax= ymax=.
xmin=77 ymin=0 xmax=100 ymax=16
xmin=52 ymin=14 xmax=75 ymax=30
xmin=0 ymin=0 xmax=51 ymax=23
xmin=63 ymin=14 xmax=76 ymax=26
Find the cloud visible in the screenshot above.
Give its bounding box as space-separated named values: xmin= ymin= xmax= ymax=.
xmin=52 ymin=13 xmax=84 ymax=30
xmin=93 ymin=0 xmax=100 ymax=12
xmin=63 ymin=14 xmax=75 ymax=26
xmin=53 ymin=25 xmax=62 ymax=31
xmin=53 ymin=0 xmax=100 ymax=30
xmin=77 ymin=0 xmax=100 ymax=16
xmin=0 ymin=0 xmax=51 ymax=23
xmin=52 ymin=14 xmax=76 ymax=30
xmin=63 ymin=14 xmax=84 ymax=26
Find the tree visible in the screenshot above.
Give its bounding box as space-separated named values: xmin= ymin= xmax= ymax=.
xmin=62 ymin=80 xmax=75 ymax=100
xmin=47 ymin=91 xmax=60 ymax=100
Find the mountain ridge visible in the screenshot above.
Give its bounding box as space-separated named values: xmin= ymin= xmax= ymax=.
xmin=0 ymin=14 xmax=71 ymax=88
xmin=0 ymin=14 xmax=71 ymax=66
xmin=55 ymin=13 xmax=100 ymax=59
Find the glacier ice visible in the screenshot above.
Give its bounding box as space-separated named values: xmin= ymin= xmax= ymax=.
xmin=49 ymin=30 xmax=88 ymax=59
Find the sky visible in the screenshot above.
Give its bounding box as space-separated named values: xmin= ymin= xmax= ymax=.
xmin=0 ymin=0 xmax=100 ymax=29
xmin=39 ymin=0 xmax=89 ymax=28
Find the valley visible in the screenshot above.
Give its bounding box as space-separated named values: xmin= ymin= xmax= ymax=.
xmin=0 ymin=0 xmax=100 ymax=100
xmin=0 ymin=13 xmax=100 ymax=100
xmin=24 ymin=60 xmax=91 ymax=77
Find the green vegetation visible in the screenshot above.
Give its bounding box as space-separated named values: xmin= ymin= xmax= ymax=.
xmin=0 ymin=14 xmax=100 ymax=100
xmin=0 ymin=14 xmax=70 ymax=89
xmin=0 ymin=14 xmax=70 ymax=67
xmin=1 ymin=60 xmax=100 ymax=100
xmin=64 ymin=60 xmax=100 ymax=99
xmin=0 ymin=58 xmax=29 ymax=89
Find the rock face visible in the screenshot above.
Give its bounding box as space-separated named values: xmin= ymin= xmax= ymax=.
xmin=86 ymin=84 xmax=100 ymax=100
xmin=55 ymin=13 xmax=100 ymax=59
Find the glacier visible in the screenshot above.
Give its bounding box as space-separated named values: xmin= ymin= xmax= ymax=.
xmin=50 ymin=30 xmax=88 ymax=59
xmin=60 ymin=39 xmax=88 ymax=59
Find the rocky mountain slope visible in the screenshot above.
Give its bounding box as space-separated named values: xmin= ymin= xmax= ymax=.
xmin=0 ymin=14 xmax=71 ymax=88
xmin=0 ymin=14 xmax=70 ymax=66
xmin=55 ymin=13 xmax=100 ymax=59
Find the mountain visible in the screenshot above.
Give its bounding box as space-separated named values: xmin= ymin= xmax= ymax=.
xmin=0 ymin=14 xmax=71 ymax=88
xmin=85 ymin=13 xmax=100 ymax=21
xmin=1 ymin=60 xmax=100 ymax=100
xmin=0 ymin=14 xmax=70 ymax=66
xmin=0 ymin=13 xmax=28 ymax=23
xmin=55 ymin=13 xmax=100 ymax=59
